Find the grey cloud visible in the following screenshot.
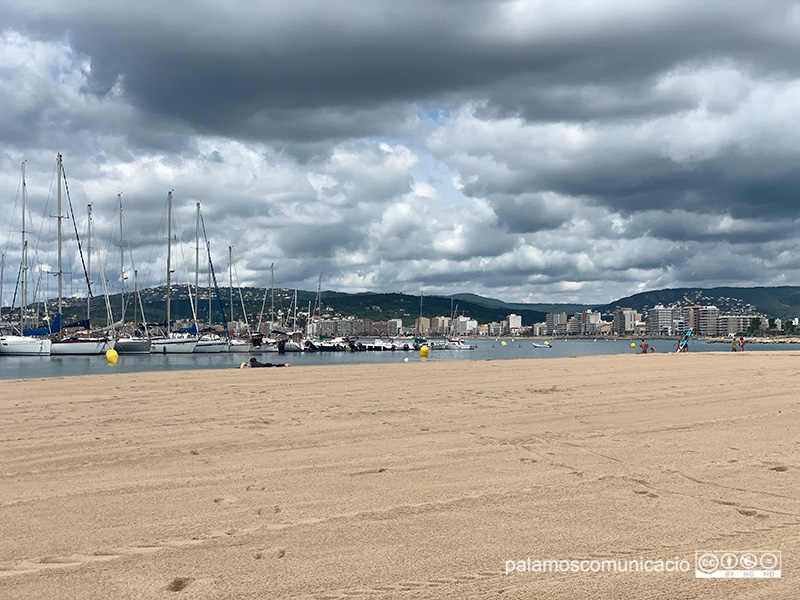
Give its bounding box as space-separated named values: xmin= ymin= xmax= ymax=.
xmin=4 ymin=2 xmax=800 ymax=306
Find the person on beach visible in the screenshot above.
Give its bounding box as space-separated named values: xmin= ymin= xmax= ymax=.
xmin=240 ymin=357 xmax=292 ymax=368
xmin=732 ymin=338 xmax=737 ymax=352
xmin=640 ymin=340 xmax=649 ymax=354
xmin=739 ymin=337 xmax=746 ymax=351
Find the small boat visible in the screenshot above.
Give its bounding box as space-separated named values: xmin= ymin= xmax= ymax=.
xmin=532 ymin=342 xmax=552 ymax=348
xmin=443 ymin=338 xmax=476 ymax=350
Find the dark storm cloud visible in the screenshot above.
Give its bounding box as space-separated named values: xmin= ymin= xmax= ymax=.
xmin=4 ymin=1 xmax=800 ymax=305
xmin=5 ymin=1 xmax=797 ymax=141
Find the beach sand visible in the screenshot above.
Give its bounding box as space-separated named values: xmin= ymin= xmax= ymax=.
xmin=0 ymin=352 xmax=797 ymax=599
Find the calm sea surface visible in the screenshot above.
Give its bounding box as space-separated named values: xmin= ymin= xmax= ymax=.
xmin=1 ymin=338 xmax=797 ymax=381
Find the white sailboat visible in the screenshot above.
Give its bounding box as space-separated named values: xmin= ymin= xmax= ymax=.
xmin=114 ymin=193 xmax=150 ymax=354
xmin=193 ymin=203 xmax=226 ymax=353
xmin=442 ymin=300 xmax=476 ymax=350
xmin=150 ymin=191 xmax=198 ymax=354
xmin=223 ymin=246 xmax=252 ymax=353
xmin=0 ymin=161 xmax=52 ymax=356
xmin=51 ymin=171 xmax=111 ymax=355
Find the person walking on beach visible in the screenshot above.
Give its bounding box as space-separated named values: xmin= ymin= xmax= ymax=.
xmin=739 ymin=337 xmax=746 ymax=351
xmin=732 ymin=338 xmax=737 ymax=352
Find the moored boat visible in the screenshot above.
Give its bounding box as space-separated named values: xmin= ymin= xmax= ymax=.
xmin=195 ymin=334 xmax=227 ymax=353
xmin=0 ymin=334 xmax=52 ymax=356
xmin=227 ymin=338 xmax=251 ymax=353
xmin=150 ymin=335 xmax=198 ymax=354
xmin=51 ymin=337 xmax=110 ymax=355
xmin=115 ymin=336 xmax=151 ymax=354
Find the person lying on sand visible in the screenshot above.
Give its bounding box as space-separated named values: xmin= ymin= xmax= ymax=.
xmin=240 ymin=357 xmax=293 ymax=368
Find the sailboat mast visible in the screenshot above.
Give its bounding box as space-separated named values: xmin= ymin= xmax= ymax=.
xmin=133 ymin=269 xmax=139 ymax=331
xmin=166 ymin=190 xmax=173 ymax=330
xmin=56 ymin=153 xmax=63 ymax=339
xmin=118 ymin=193 xmax=125 ymax=325
xmin=316 ymin=274 xmax=322 ymax=322
xmin=21 ymin=161 xmax=27 ymax=332
xmin=195 ymin=202 xmax=200 ymax=305
xmin=207 ymin=242 xmax=212 ymax=327
xmin=0 ymin=252 xmax=4 ymax=322
xmin=270 ymin=263 xmax=274 ymax=328
xmin=87 ymin=204 xmax=93 ymax=324
xmin=228 ymin=245 xmax=233 ymax=326
xmin=418 ymin=291 xmax=423 ymax=336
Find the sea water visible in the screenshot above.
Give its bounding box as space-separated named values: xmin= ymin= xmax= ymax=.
xmin=0 ymin=338 xmax=796 ymax=380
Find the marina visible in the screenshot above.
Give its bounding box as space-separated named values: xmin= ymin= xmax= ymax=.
xmin=2 ymin=337 xmax=798 ymax=380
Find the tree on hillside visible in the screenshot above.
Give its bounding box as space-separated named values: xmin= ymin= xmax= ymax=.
xmin=747 ymin=318 xmax=761 ymax=335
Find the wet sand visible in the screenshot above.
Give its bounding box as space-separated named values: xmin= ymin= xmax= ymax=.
xmin=0 ymin=352 xmax=797 ymax=598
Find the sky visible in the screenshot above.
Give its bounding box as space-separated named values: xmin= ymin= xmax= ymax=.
xmin=2 ymin=0 xmax=800 ymax=307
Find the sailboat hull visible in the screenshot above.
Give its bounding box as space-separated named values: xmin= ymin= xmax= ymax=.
xmin=51 ymin=338 xmax=110 ymax=355
xmin=226 ymin=339 xmax=252 ymax=353
xmin=194 ymin=339 xmax=227 ymax=353
xmin=115 ymin=337 xmax=152 ymax=354
xmin=0 ymin=336 xmax=52 ymax=356
xmin=150 ymin=338 xmax=198 ymax=353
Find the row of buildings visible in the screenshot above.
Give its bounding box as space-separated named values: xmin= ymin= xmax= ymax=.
xmin=303 ymin=314 xmax=525 ymax=338
xmin=221 ymin=305 xmax=769 ymax=340
xmin=543 ymin=305 xmax=771 ymax=338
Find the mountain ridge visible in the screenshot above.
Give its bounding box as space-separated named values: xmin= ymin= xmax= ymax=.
xmin=21 ymin=285 xmax=800 ymax=327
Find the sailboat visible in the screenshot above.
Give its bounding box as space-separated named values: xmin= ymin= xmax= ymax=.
xmin=0 ymin=161 xmax=53 ymax=356
xmin=150 ymin=191 xmax=198 ymax=354
xmin=194 ymin=203 xmax=227 ymax=353
xmin=224 ymin=246 xmax=252 ymax=353
xmin=51 ymin=159 xmax=112 ymax=355
xmin=442 ymin=300 xmax=476 ymax=350
xmin=276 ymin=289 xmax=303 ymax=352
xmin=114 ymin=193 xmax=151 ymax=354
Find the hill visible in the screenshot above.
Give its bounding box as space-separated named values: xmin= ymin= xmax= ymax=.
xmin=449 ymin=293 xmax=591 ymax=315
xmin=594 ymin=286 xmax=800 ymax=320
xmin=42 ymin=288 xmax=547 ymax=329
xmin=24 ymin=285 xmax=800 ymax=329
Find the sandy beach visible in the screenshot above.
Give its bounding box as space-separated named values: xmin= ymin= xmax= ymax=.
xmin=1 ymin=352 xmax=797 ymax=599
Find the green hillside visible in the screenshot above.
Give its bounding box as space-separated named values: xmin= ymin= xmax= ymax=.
xmin=19 ymin=285 xmax=800 ymax=329
xmin=595 ymin=286 xmax=800 ymax=320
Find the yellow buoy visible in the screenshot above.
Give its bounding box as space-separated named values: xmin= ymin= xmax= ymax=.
xmin=106 ymin=348 xmax=119 ymax=364
xmin=420 ymin=345 xmax=429 ymax=358
xmin=630 ymin=343 xmax=636 ymax=348
xmin=501 ymin=341 xmax=507 ymax=346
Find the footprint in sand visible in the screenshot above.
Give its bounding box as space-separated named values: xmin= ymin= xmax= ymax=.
xmin=213 ymin=495 xmax=238 ymax=505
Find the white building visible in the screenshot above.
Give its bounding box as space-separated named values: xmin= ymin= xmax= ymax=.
xmin=388 ymin=318 xmax=403 ymax=336
xmin=546 ymin=312 xmax=567 ymax=335
xmin=646 ymin=305 xmax=675 ymax=336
